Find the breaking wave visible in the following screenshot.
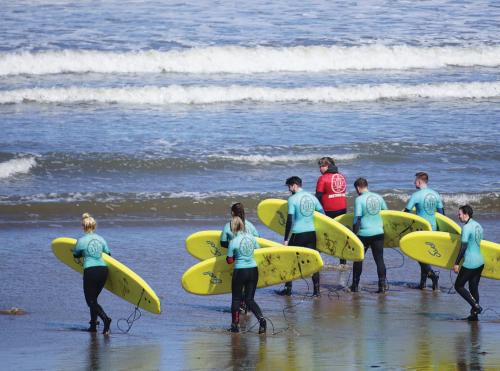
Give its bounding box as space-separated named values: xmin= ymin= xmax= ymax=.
xmin=2 ymin=44 xmax=500 ymax=76
xmin=1 ymin=81 xmax=499 ymax=105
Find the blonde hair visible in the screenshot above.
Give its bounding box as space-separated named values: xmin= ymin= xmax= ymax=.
xmin=230 ymin=216 xmax=246 ymax=234
xmin=81 ymin=213 xmax=96 ymax=233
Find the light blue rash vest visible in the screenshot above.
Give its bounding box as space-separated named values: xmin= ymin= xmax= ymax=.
xmin=288 ymin=189 xmax=324 ymax=234
xmin=405 ymin=187 xmax=444 ymax=231
xmin=227 ymin=231 xmax=260 ymax=269
xmin=461 ymin=218 xmax=484 ymax=269
xmin=354 ymin=191 xmax=388 ymax=237
xmin=73 ymin=232 xmax=111 ymax=269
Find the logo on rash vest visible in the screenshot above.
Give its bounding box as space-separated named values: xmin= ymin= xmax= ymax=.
xmin=474 ymin=226 xmax=482 ymax=246
xmin=423 ymin=193 xmax=438 ymax=216
xmin=366 ymin=195 xmax=381 ymax=215
xmin=239 ymin=236 xmax=255 ymax=257
xmin=330 ymin=173 xmax=346 ymax=194
xmin=299 ymin=195 xmax=315 ymax=217
xmin=87 ymin=239 xmax=103 ymax=258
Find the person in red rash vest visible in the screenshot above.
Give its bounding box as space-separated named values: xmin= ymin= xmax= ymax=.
xmin=315 ymin=157 xmax=348 ymax=265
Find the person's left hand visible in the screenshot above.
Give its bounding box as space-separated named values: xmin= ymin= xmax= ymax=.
xmin=453 ymin=265 xmax=460 ymax=274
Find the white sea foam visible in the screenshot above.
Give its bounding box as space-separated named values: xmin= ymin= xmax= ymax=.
xmin=1 ymin=44 xmax=500 ymax=76
xmin=1 ymin=81 xmax=499 ymax=105
xmin=210 ymin=153 xmax=359 ymax=164
xmin=383 ymin=192 xmax=499 ymax=206
xmin=441 ymin=192 xmax=499 ymax=206
xmin=0 ymin=157 xmax=37 ymax=179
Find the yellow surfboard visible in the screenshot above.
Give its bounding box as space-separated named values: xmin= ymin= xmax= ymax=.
xmin=400 ymin=231 xmax=500 ymax=280
xmin=185 ymin=230 xmax=282 ymax=260
xmin=435 ymin=213 xmax=461 ymax=234
xmin=334 ymin=210 xmax=432 ymax=248
xmin=182 ymin=246 xmax=324 ymax=295
xmin=51 ymin=237 xmax=161 ymax=314
xmin=410 ymin=208 xmax=462 ymax=234
xmin=257 ymin=198 xmax=364 ymax=261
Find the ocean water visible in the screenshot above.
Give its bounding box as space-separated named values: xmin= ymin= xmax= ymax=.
xmin=1 ymin=1 xmax=499 ymax=369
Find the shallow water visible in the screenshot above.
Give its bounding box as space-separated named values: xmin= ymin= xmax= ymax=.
xmin=1 ymin=222 xmax=500 ymax=370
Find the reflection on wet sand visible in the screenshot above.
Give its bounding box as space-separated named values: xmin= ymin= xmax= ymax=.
xmin=183 ymin=284 xmax=500 ymax=370
xmin=80 ymin=335 xmax=161 ymax=371
xmin=455 ymin=322 xmax=483 ymax=371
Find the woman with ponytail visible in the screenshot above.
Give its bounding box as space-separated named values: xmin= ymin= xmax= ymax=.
xmin=73 ymin=213 xmax=112 ymax=334
xmin=220 ymin=203 xmax=260 ymax=313
xmin=226 ymin=216 xmax=266 ymax=334
xmin=220 ymin=202 xmax=259 ymax=248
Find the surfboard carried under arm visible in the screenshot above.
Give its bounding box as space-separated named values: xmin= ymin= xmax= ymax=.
xmin=51 ymin=237 xmax=161 ymax=314
xmin=334 ymin=210 xmax=432 ymax=248
xmin=257 ymin=198 xmax=364 ymax=261
xmin=185 ymin=230 xmax=282 ymax=260
xmin=400 ymin=231 xmax=500 ymax=280
xmin=182 ymin=246 xmax=324 ymax=295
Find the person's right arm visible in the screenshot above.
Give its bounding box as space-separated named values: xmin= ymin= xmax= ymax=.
xmin=315 ymin=176 xmax=324 ymax=201
xmin=220 ymin=223 xmax=229 ymax=248
xmin=454 ymin=226 xmax=470 ymax=272
xmin=226 ymin=240 xmax=235 ymax=264
xmin=284 ymin=214 xmax=293 ymax=244
xmin=403 ymin=193 xmax=416 ymax=213
xmin=353 ymin=198 xmax=362 ymax=235
xmin=73 ymin=238 xmax=83 ymax=258
xmin=284 ymin=201 xmax=295 ymax=243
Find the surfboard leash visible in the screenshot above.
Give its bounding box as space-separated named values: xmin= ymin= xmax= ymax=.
xmin=271 ymin=257 xmax=315 ymax=335
xmin=117 ymin=289 xmax=144 ymax=334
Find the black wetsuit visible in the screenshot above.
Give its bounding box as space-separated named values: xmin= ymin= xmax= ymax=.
xmin=83 ymin=266 xmax=109 ymax=324
xmin=284 ymin=231 xmax=319 ymax=290
xmin=231 ymin=267 xmax=263 ymax=319
xmin=352 ymin=234 xmax=386 ymax=285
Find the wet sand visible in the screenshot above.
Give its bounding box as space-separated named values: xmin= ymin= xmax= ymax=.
xmin=1 ymin=221 xmax=499 ymax=370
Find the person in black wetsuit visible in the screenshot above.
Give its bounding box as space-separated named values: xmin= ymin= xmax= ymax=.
xmin=226 ymin=216 xmax=266 ymax=334
xmin=73 ymin=213 xmax=112 ymax=334
xmin=350 ymin=178 xmax=389 ymax=293
xmin=454 ymin=205 xmax=484 ymax=321
xmin=403 ymin=172 xmax=444 ymax=290
xmin=220 ymin=203 xmax=259 ymax=313
xmin=276 ymin=176 xmax=324 ymax=297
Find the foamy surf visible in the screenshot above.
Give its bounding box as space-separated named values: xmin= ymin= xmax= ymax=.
xmin=1 ymin=44 xmax=500 ymax=76
xmin=209 ymin=153 xmax=359 ymax=164
xmin=0 ymin=157 xmax=37 ymax=179
xmin=1 ymin=81 xmax=499 ymax=105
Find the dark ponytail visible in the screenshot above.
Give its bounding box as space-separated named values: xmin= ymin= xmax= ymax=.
xmin=231 ymin=202 xmax=246 ymax=224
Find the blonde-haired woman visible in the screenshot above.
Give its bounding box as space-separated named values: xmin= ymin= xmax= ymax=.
xmin=73 ymin=213 xmax=112 ymax=334
xmin=226 ymin=216 xmax=266 ymax=334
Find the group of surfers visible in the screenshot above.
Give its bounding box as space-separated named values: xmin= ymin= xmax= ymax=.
xmin=72 ymin=157 xmax=485 ymax=335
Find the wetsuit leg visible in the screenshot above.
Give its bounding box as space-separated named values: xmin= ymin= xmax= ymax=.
xmin=353 ymin=237 xmax=372 ymax=286
xmin=370 ymin=234 xmax=386 ymax=282
xmin=455 ymin=267 xmax=479 ymax=308
xmin=468 ymin=265 xmax=484 ymax=304
xmin=291 ymin=232 xmax=320 ymax=293
xmin=419 ymin=262 xmax=432 ymax=275
xmin=243 ymin=267 xmax=263 ymax=319
xmin=352 ymin=247 xmax=367 ymax=285
xmin=231 ymin=269 xmax=245 ymax=315
xmin=83 ymin=266 xmax=109 ymax=324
